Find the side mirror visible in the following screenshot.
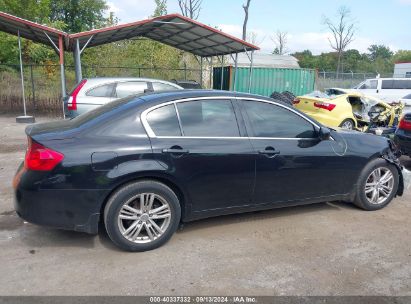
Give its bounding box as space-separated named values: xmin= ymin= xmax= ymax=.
xmin=319 ymin=127 xmax=331 ymax=141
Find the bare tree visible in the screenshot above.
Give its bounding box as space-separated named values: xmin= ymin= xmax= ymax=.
xmin=153 ymin=0 xmax=167 ymax=17
xmin=242 ymin=0 xmax=251 ymax=40
xmin=271 ymin=31 xmax=288 ymax=55
xmin=247 ymin=31 xmax=265 ymax=46
xmin=323 ymin=6 xmax=355 ymax=76
xmin=178 ymin=0 xmax=202 ymax=19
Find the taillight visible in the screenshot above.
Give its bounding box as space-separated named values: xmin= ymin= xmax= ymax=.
xmin=24 ymin=137 xmax=64 ymax=171
xmin=67 ymin=79 xmax=87 ymax=111
xmin=398 ymin=115 xmax=411 ymax=131
xmin=293 ymin=98 xmax=300 ymax=105
xmin=314 ymin=102 xmax=336 ymax=111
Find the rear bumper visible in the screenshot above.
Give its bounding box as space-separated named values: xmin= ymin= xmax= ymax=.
xmin=394 ymin=130 xmax=411 ymax=156
xmin=14 ymin=168 xmax=109 ymax=234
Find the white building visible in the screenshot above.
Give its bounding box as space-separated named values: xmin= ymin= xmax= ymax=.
xmin=226 ymin=52 xmax=300 ymax=68
xmin=393 ymin=62 xmax=411 ymax=78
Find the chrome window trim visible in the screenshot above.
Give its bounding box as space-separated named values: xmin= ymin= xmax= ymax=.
xmin=141 ymin=96 xmax=325 ymax=140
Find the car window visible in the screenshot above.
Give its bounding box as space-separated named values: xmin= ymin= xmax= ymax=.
xmin=115 ymin=81 xmax=148 ymax=98
xmin=176 ymin=100 xmax=240 ymax=137
xmin=152 ymin=82 xmax=179 ymax=91
xmin=242 ymin=100 xmax=317 ymax=138
xmin=86 ymin=83 xmax=115 ymax=97
xmin=359 ymin=80 xmax=377 ymax=89
xmin=406 ymin=72 xmax=411 ymax=78
xmin=146 ymin=104 xmax=181 ymax=136
xmin=368 ymin=80 xmax=378 ymax=89
xmin=393 ymin=80 xmax=411 ymax=89
xmin=382 ymin=80 xmax=394 ymax=89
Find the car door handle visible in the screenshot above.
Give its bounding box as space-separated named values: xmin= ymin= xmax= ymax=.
xmin=162 ymin=147 xmax=189 ymax=154
xmin=258 ymin=147 xmax=280 ymax=158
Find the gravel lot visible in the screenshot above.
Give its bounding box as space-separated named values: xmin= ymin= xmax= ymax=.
xmin=0 ymin=115 xmax=410 ymax=296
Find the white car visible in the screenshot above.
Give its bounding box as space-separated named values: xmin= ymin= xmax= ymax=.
xmin=64 ymin=77 xmax=184 ymax=118
xmin=352 ymin=78 xmax=411 ymax=103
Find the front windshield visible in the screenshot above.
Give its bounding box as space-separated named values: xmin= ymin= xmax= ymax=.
xmin=352 ymin=81 xmax=365 ymax=89
xmin=304 ymin=91 xmax=331 ymax=99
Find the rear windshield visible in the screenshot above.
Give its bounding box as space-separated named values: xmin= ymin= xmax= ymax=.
xmin=179 ymin=82 xmax=202 ymax=89
xmin=69 ymin=95 xmax=138 ymax=127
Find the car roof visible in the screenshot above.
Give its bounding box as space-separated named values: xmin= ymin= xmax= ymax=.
xmin=138 ymin=89 xmax=274 ymax=105
xmin=365 ymin=78 xmax=411 ymax=81
xmin=84 ymin=77 xmax=181 ymax=83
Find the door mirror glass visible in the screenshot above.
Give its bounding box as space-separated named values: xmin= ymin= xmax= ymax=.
xmin=319 ymin=127 xmax=331 ymax=140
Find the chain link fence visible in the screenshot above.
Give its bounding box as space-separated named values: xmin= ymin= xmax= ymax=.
xmin=316 ymin=71 xmax=393 ymax=91
xmin=0 ymin=63 xmax=202 ymax=117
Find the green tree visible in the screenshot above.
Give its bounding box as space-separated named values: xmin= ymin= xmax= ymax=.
xmin=367 ymin=45 xmax=393 ymax=61
xmin=393 ymin=50 xmax=411 ymax=63
xmin=0 ymin=0 xmax=51 ymax=22
xmin=153 ymin=0 xmax=167 ymax=17
xmin=49 ymin=0 xmax=108 ymax=33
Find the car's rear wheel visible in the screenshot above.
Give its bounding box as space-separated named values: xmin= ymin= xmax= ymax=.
xmin=104 ymin=180 xmax=181 ymax=251
xmin=353 ymin=159 xmax=399 ymax=211
xmin=339 ymin=119 xmax=355 ymax=130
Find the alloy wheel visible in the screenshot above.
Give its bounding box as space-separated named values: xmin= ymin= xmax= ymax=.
xmin=364 ymin=167 xmax=394 ymax=205
xmin=117 ymin=193 xmax=171 ymax=243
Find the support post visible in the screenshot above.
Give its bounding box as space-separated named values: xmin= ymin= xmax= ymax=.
xmin=16 ymin=30 xmax=35 ymax=123
xmin=209 ymin=57 xmax=213 ymax=89
xmin=30 ymin=64 xmax=35 ymax=110
xmin=73 ymin=39 xmax=82 ymax=83
xmin=248 ymin=51 xmax=254 ymax=93
xmin=59 ymin=35 xmax=67 ymax=118
xmin=18 ymin=31 xmax=26 ymax=116
xmin=233 ymin=53 xmax=239 ymax=91
xmin=200 ymin=57 xmax=203 ymax=87
xmin=220 ymin=55 xmax=224 ymax=90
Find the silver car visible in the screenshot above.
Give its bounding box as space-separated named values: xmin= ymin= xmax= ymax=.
xmin=64 ymin=77 xmax=184 ymax=118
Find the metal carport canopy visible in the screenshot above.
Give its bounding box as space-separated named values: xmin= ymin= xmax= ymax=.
xmin=0 ymin=12 xmax=66 ymax=47
xmin=68 ymin=14 xmax=259 ymax=57
xmin=0 ymin=11 xmax=259 ymax=117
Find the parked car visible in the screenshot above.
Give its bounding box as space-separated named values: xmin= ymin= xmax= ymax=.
xmin=399 ymin=93 xmax=411 ymax=106
xmin=14 ymin=90 xmax=404 ymax=251
xmin=352 ymin=78 xmax=411 ymax=102
xmin=64 ymin=77 xmax=183 ymax=118
xmin=293 ymin=91 xmax=404 ymax=131
xmin=170 ymin=79 xmax=202 ymax=89
xmin=394 ymin=112 xmax=411 ymax=156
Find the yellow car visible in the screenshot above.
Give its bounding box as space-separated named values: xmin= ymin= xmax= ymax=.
xmin=293 ymin=91 xmax=403 ymax=131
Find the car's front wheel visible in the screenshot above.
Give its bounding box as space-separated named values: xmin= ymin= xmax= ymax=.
xmin=104 ymin=180 xmax=181 ymax=251
xmin=353 ymin=159 xmax=399 ymax=211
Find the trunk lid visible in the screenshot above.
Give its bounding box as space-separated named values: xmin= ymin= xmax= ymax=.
xmin=25 ymin=119 xmax=79 ymax=141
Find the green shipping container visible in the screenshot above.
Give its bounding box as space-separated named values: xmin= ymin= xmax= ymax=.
xmin=213 ymin=66 xmax=316 ymax=96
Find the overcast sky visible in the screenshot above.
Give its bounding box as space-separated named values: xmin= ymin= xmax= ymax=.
xmin=106 ymin=0 xmax=411 ymax=55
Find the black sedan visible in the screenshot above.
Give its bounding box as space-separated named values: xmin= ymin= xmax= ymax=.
xmin=14 ymin=90 xmax=404 ymax=251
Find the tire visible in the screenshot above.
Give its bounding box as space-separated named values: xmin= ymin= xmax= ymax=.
xmin=104 ymin=180 xmax=181 ymax=252
xmin=339 ymin=119 xmax=355 ymax=130
xmin=270 ymin=91 xmax=292 ymax=105
xmin=353 ymin=158 xmax=399 ymax=211
xmin=282 ymin=91 xmax=296 ymax=102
